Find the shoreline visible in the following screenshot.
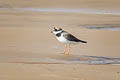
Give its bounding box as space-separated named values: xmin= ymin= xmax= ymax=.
xmin=1 ymin=7 xmax=120 ymax=15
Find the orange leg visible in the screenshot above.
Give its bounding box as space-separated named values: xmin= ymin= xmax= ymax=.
xmin=64 ymin=44 xmax=67 ymax=55
xmin=67 ymin=44 xmax=71 ymax=55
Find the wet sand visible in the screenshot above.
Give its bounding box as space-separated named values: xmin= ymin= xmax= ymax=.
xmin=0 ymin=0 xmax=120 ymax=80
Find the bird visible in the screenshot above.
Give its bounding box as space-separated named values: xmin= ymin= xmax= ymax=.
xmin=51 ymin=27 xmax=87 ymax=55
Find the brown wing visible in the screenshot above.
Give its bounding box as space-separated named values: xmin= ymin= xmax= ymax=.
xmin=64 ymin=33 xmax=87 ymax=43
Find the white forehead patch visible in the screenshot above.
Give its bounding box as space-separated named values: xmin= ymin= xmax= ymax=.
xmin=53 ymin=30 xmax=62 ymax=34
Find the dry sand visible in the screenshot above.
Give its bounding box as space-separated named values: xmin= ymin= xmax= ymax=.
xmin=0 ymin=0 xmax=120 ymax=10
xmin=0 ymin=0 xmax=120 ymax=80
xmin=0 ymin=63 xmax=120 ymax=80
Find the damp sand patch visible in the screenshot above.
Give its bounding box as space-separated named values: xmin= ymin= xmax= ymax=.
xmin=80 ymin=25 xmax=120 ymax=31
xmin=10 ymin=55 xmax=120 ymax=65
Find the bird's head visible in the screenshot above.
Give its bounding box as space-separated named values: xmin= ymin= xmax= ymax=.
xmin=51 ymin=27 xmax=63 ymax=34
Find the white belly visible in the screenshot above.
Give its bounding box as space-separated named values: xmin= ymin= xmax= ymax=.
xmin=56 ymin=35 xmax=76 ymax=44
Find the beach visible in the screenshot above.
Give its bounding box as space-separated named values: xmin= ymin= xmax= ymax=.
xmin=0 ymin=0 xmax=120 ymax=80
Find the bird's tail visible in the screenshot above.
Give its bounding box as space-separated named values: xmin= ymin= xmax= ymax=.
xmin=79 ymin=40 xmax=87 ymax=43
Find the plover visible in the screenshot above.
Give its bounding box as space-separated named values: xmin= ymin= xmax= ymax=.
xmin=51 ymin=27 xmax=87 ymax=55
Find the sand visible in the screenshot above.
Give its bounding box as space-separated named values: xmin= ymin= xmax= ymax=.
xmin=0 ymin=63 xmax=120 ymax=80
xmin=0 ymin=0 xmax=120 ymax=80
